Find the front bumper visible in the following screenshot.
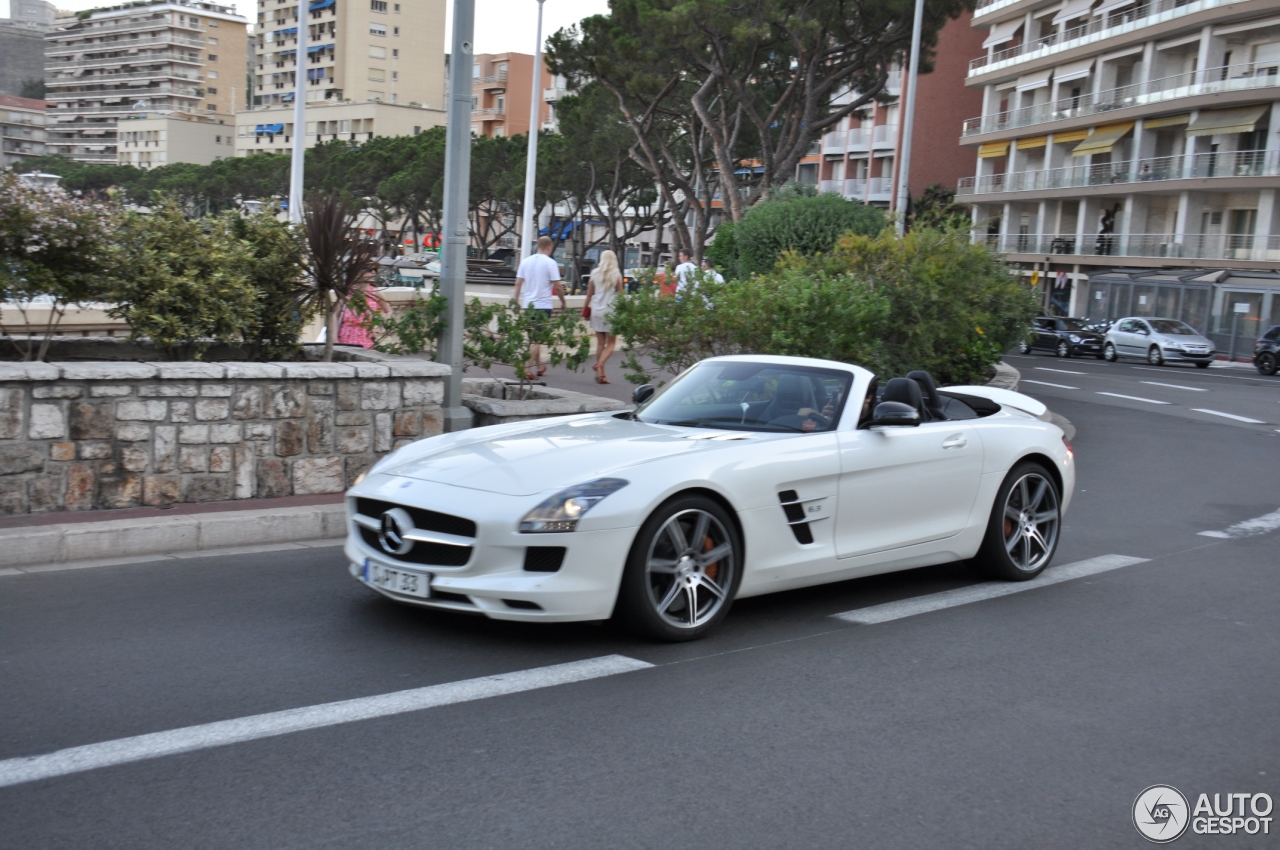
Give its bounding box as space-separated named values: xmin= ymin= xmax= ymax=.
xmin=1163 ymin=348 xmax=1215 ymax=363
xmin=1070 ymin=341 xmax=1104 ymax=355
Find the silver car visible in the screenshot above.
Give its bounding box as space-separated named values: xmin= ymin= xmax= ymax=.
xmin=1103 ymin=317 xmax=1215 ymax=367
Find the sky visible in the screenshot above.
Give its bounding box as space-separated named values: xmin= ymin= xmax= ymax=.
xmin=19 ymin=0 xmax=611 ymax=54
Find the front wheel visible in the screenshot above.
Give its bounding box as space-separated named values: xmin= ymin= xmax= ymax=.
xmin=1017 ymin=340 xmax=1031 ymax=355
xmin=1148 ymin=345 xmax=1164 ymax=366
xmin=1257 ymin=352 xmax=1277 ymax=376
xmin=1103 ymin=342 xmax=1118 ymax=362
xmin=974 ymin=463 xmax=1061 ymax=581
xmin=1056 ymin=340 xmax=1071 ymax=358
xmin=615 ymin=495 xmax=742 ymax=641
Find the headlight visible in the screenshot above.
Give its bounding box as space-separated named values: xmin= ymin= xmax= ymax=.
xmin=1069 ymin=334 xmax=1082 ymax=343
xmin=519 ymin=478 xmax=629 ymax=533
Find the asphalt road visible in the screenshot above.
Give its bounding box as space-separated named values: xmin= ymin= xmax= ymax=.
xmin=2 ymin=371 xmax=1279 ymax=849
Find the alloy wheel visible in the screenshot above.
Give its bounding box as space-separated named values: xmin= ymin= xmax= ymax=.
xmin=1258 ymin=353 xmax=1277 ymax=376
xmin=1001 ymin=472 xmax=1060 ymax=573
xmin=1057 ymin=341 xmax=1070 ymax=358
xmin=644 ymin=508 xmax=735 ymax=629
xmin=1148 ymin=346 xmax=1163 ymax=366
xmin=1104 ymin=343 xmax=1117 ymax=362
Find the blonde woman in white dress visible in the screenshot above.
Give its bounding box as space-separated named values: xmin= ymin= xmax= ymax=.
xmin=585 ymin=249 xmax=624 ymax=384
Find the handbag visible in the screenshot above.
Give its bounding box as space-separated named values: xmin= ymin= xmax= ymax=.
xmin=581 ymin=304 xmax=592 ymax=320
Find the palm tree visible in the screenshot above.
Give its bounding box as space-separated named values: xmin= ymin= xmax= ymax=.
xmin=301 ymin=193 xmax=378 ymax=361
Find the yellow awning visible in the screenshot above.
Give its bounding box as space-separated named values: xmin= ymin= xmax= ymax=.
xmin=1072 ymin=122 xmax=1135 ymax=156
xmin=1016 ymin=135 xmax=1048 ymax=150
xmin=1185 ymin=105 xmax=1268 ymax=137
xmin=1144 ymin=113 xmax=1189 ymax=129
xmin=1052 ymin=128 xmax=1090 ymax=143
xmin=978 ymin=141 xmax=1010 ymax=158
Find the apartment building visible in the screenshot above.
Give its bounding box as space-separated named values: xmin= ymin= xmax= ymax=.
xmin=0 ymin=94 xmax=49 ymax=167
xmin=958 ymin=0 xmax=1280 ymax=339
xmin=252 ymin=0 xmax=445 ymax=110
xmin=0 ymin=0 xmax=56 ymax=98
xmin=44 ymin=1 xmax=247 ymax=163
xmin=464 ymin=52 xmax=554 ymax=138
xmin=234 ymin=98 xmax=445 ymax=155
xmin=117 ymin=112 xmax=235 ymax=168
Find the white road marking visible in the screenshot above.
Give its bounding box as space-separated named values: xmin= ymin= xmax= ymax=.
xmin=1191 ymin=409 xmax=1265 ymax=424
xmin=831 ymin=555 xmax=1149 ymax=625
xmin=1198 ymin=507 xmax=1280 ymax=539
xmin=1141 ymin=381 xmax=1207 ymax=392
xmin=1096 ymin=392 xmax=1171 ymax=404
xmin=0 ymin=655 xmax=653 ymax=789
xmin=1035 ymin=367 xmax=1087 ymax=375
xmin=1021 ymin=380 xmax=1079 ymax=390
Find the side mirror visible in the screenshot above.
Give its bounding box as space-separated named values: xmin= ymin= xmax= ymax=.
xmin=870 ymin=401 xmax=921 ymax=428
xmin=633 ymin=384 xmax=656 ymax=405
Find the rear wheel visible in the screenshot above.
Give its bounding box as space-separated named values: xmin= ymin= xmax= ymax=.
xmin=1056 ymin=340 xmax=1071 ymax=358
xmin=1147 ymin=345 xmax=1164 ymax=366
xmin=615 ymin=495 xmax=742 ymax=641
xmin=1195 ymin=361 xmax=1212 ymax=369
xmin=1257 ymin=352 xmax=1278 ymax=376
xmin=1017 ymin=340 xmax=1031 ymax=355
xmin=975 ymin=462 xmax=1061 ymax=581
xmin=1103 ymin=342 xmax=1118 ymax=362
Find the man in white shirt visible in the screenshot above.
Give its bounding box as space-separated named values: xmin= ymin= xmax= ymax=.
xmin=673 ymin=249 xmax=698 ymax=293
xmin=700 ymin=257 xmax=725 ymax=284
xmin=513 ymin=235 xmax=567 ymax=379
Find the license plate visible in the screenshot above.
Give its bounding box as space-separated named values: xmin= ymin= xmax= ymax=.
xmin=364 ymin=558 xmax=431 ymax=598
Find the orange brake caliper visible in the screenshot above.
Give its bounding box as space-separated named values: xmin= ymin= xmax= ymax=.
xmin=703 ymin=536 xmax=718 ymax=581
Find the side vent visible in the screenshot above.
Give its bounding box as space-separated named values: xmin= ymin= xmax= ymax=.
xmin=778 ymin=490 xmax=814 ymax=545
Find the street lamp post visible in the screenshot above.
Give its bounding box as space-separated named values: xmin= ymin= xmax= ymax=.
xmin=894 ymin=0 xmax=925 ymax=238
xmin=519 ymin=0 xmax=546 ymax=263
xmin=436 ymin=0 xmax=476 ymax=432
xmin=288 ymin=1 xmax=308 ymax=224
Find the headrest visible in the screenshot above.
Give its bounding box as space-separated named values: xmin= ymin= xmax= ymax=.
xmin=881 ymin=377 xmax=923 ymax=411
xmin=908 ymin=370 xmax=944 ymax=418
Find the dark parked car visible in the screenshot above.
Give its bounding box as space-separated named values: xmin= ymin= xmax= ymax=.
xmin=1017 ymin=316 xmax=1106 ymax=359
xmin=1255 ymin=324 xmax=1280 ymax=376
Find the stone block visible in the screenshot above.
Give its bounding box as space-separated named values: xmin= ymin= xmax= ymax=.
xmin=232 ymin=386 xmax=265 ymax=419
xmin=138 ymin=384 xmax=197 ymax=398
xmin=33 ymin=385 xmax=82 ymax=399
xmin=374 ymin=413 xmax=393 ymax=453
xmin=209 ymin=446 xmax=232 ymax=473
xmin=121 ymin=446 xmax=149 ymax=472
xmin=65 ymin=463 xmax=95 ymax=511
xmin=115 ymin=423 xmax=150 ymax=442
xmin=244 ymin=422 xmax=272 ymax=440
xmin=143 ymin=475 xmax=181 ymax=507
xmin=310 ymin=397 xmax=334 ymax=415
xmin=0 ymin=479 xmax=26 ymax=515
xmin=403 ymin=380 xmax=445 ymax=406
xmin=307 ymin=382 xmax=334 ymax=396
xmin=152 ymin=362 xmax=226 ymax=380
xmin=0 ymin=388 xmax=22 ymax=438
xmin=178 ymin=424 xmax=209 ymax=445
xmin=70 ymin=402 xmax=114 ymax=440
xmin=422 ymin=406 xmax=443 ymax=437
xmin=98 ymin=475 xmax=141 ymax=510
xmin=0 ymin=361 xmax=59 ymax=381
xmin=352 ymin=363 xmax=391 ymax=378
xmin=116 ymin=400 xmax=167 ymax=422
xmin=282 ymin=363 xmax=356 ymax=379
xmin=293 ymin=456 xmax=344 ymax=495
xmin=153 ymin=426 xmax=176 ymax=472
xmin=226 ymin=362 xmax=284 ymax=380
xmin=393 ymin=410 xmax=423 ymax=437
xmin=275 ymin=421 xmax=305 ymax=457
xmin=29 ymin=403 xmax=67 ymax=439
xmin=184 ymin=474 xmax=232 ymax=503
xmin=266 ymin=386 xmax=307 ymax=419
xmin=54 ymin=362 xmax=157 ymax=381
xmin=308 ymin=415 xmax=333 ymax=453
xmin=336 ymin=427 xmax=371 ymax=454
xmin=169 ymin=401 xmax=192 ymax=423
xmin=335 ymin=411 xmax=370 ymax=426
xmin=28 ymin=475 xmax=63 ymax=513
xmin=233 ymin=445 xmax=255 ymax=499
xmin=50 ymin=442 xmax=75 ymax=462
xmin=89 ymin=385 xmax=133 ymax=398
xmin=179 ymin=446 xmax=209 ymax=473
xmin=256 ymin=459 xmax=290 ymax=498
xmin=77 ymin=442 xmax=113 ymax=460
xmin=360 ymin=382 xmax=401 ymax=411
xmin=195 ymin=399 xmax=230 ymax=421
xmin=386 ymin=360 xmax=451 ymax=378
xmin=0 ymin=445 xmax=44 ymax=475
xmin=336 ymin=382 xmax=360 ymax=411
xmin=392 ymin=438 xmax=417 ymax=450
xmin=200 ymin=384 xmax=233 ymax=397
xmin=345 ymin=455 xmax=374 ymax=487
xmin=210 ymin=423 xmax=242 ymax=443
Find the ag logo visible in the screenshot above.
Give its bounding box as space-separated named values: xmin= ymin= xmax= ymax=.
xmin=1134 ymin=785 xmax=1190 ymax=843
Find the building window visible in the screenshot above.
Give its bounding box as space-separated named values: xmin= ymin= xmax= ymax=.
xmin=368 ymin=67 xmax=385 ymax=82
xmin=207 ymin=104 xmax=217 ymax=111
xmin=393 ymin=26 xmax=399 ymax=35
xmin=370 ymin=22 xmax=386 ymax=36
xmin=208 ymin=54 xmax=218 ymax=61
xmin=394 ymin=3 xmax=400 ymax=10
xmin=209 ymin=19 xmax=218 ymax=27
xmin=208 ymin=37 xmax=218 ymax=45
xmin=369 ymin=45 xmax=386 ymax=58
xmin=392 ymin=48 xmax=398 ymax=58
xmin=472 ymin=63 xmax=480 ymax=78
xmin=371 ymin=0 xmax=387 ymax=10
xmin=207 ymin=70 xmax=218 ymax=79
xmin=368 ymin=90 xmax=384 ymax=101
xmin=208 ymin=87 xmax=218 ymax=94
xmin=216 ymin=135 xmax=222 ymax=143
xmin=391 ymin=70 xmax=397 ymax=80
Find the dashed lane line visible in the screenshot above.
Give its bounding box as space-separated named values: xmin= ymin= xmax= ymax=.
xmin=1191 ymin=408 xmax=1266 ymax=424
xmin=1035 ymin=367 xmax=1087 ymax=375
xmin=831 ymin=555 xmax=1149 ymax=625
xmin=1021 ymin=380 xmax=1079 ymax=390
xmin=1141 ymin=381 xmax=1207 ymax=392
xmin=1096 ymin=392 xmax=1171 ymax=404
xmin=1198 ymin=507 xmax=1280 ymax=539
xmin=0 ymin=655 xmax=654 ymax=789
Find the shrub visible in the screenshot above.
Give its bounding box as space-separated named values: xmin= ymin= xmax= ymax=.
xmin=463 ymin=301 xmax=592 ymax=398
xmin=728 ymin=192 xmax=887 ymax=278
xmin=355 ymin=289 xmax=449 ymax=357
xmin=229 ymin=212 xmax=309 ymax=361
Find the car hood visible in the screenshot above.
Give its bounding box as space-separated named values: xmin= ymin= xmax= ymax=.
xmin=378 ymin=413 xmax=774 ymax=496
xmin=1159 ymin=334 xmax=1212 ymax=346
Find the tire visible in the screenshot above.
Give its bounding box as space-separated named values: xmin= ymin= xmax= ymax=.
xmin=1017 ymin=340 xmax=1031 ymax=355
xmin=974 ymin=462 xmax=1062 ymax=581
xmin=1257 ymin=352 xmax=1278 ymax=376
xmin=1056 ymin=340 xmax=1071 ymax=358
xmin=614 ymin=495 xmax=742 ymax=641
xmin=1195 ymin=361 xmax=1211 ymax=369
xmin=1147 ymin=345 xmax=1163 ymax=366
xmin=1103 ymin=342 xmax=1118 ymax=362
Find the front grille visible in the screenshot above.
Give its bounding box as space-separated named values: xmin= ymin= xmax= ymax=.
xmin=523 ymin=546 xmax=566 ymax=573
xmin=358 ymin=526 xmax=473 ymax=567
xmin=355 ymin=497 xmax=477 ymax=538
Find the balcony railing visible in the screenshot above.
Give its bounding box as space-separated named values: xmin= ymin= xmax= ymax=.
xmin=476 ymin=106 xmax=506 ymax=116
xmin=872 ymin=124 xmax=898 ymax=146
xmin=969 ymin=0 xmax=1244 ymax=76
xmin=78 ymin=15 xmax=204 ymax=35
xmin=974 ymin=0 xmax=1023 ymax=18
xmin=983 ymin=231 xmax=1280 ymax=262
xmin=963 ymin=64 xmax=1280 ymax=136
xmin=848 ymin=128 xmax=870 ymax=150
xmin=957 ymin=149 xmax=1279 ymax=196
xmin=543 ymin=86 xmax=567 ymax=101
xmin=868 ymin=177 xmax=894 ymax=197
xmin=822 ymin=130 xmax=847 ymax=153
xmin=844 ymin=177 xmax=868 ymax=196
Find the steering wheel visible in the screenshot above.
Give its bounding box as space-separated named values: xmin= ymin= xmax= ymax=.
xmin=770 ymin=412 xmax=831 ymax=431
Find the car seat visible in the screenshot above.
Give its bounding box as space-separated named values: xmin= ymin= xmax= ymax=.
xmin=879 ymin=377 xmax=926 ymax=421
xmin=907 ymin=370 xmax=946 ymax=421
xmin=765 ymin=373 xmax=817 ymax=422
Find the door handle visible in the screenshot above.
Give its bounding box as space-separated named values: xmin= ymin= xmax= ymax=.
xmin=942 ymin=434 xmax=967 ymax=449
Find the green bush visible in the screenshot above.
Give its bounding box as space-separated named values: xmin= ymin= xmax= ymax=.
xmin=728 ymin=192 xmax=887 ymax=278
xmin=463 ymin=301 xmax=592 ymax=397
xmin=229 ymin=213 xmax=309 ymax=361
xmin=356 ymin=290 xmax=449 ymax=357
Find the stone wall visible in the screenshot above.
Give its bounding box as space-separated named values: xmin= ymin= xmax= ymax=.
xmin=0 ymin=358 xmax=448 ymax=515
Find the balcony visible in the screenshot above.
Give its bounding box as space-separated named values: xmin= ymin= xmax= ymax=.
xmin=957 ymin=149 xmax=1279 ymax=196
xmin=476 ymin=106 xmax=506 ymax=117
xmin=543 ymin=86 xmax=566 ymax=102
xmin=984 ymin=231 xmax=1280 ymax=262
xmin=969 ymin=0 xmax=1245 ymax=77
xmin=868 ymin=177 xmax=894 ymax=199
xmin=974 ymin=0 xmax=1023 ymax=18
xmin=847 ymin=128 xmax=870 ymax=150
xmin=78 ymin=15 xmax=204 ymax=35
xmin=822 ymin=130 xmax=846 ymax=154
xmin=963 ymin=64 xmax=1280 ymax=137
xmin=872 ymin=124 xmax=898 ymax=148
xmin=844 ymin=177 xmax=868 ymax=197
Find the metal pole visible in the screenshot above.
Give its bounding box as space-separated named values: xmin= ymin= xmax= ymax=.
xmin=893 ymin=0 xmax=925 ymax=238
xmin=519 ymin=0 xmax=546 ymax=263
xmin=1229 ymin=311 xmax=1239 ymax=362
xmin=436 ymin=0 xmax=476 ymax=432
xmin=288 ymin=3 xmax=308 ymax=224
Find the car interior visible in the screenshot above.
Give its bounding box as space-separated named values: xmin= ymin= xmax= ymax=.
xmin=867 ymin=372 xmax=1000 ymax=425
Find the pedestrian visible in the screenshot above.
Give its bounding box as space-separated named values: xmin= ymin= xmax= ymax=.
xmin=700 ymin=257 xmax=725 ymax=284
xmin=656 ymin=262 xmax=677 ymax=297
xmin=673 ymin=249 xmax=698 ymax=293
xmin=1138 ymin=162 xmax=1153 ymax=181
xmin=336 ymin=272 xmax=387 ymax=349
xmin=513 ymin=235 xmax=567 ymax=381
xmin=584 ymin=249 xmax=624 ymax=385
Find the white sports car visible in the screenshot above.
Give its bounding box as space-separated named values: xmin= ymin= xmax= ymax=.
xmin=345 ymin=355 xmax=1074 ymax=641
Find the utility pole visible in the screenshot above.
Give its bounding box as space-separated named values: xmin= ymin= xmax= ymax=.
xmin=519 ymin=0 xmax=546 ymax=263
xmin=894 ymin=0 xmax=925 ymax=238
xmin=288 ymin=3 xmax=308 ymax=224
xmin=436 ymin=0 xmax=476 ymax=432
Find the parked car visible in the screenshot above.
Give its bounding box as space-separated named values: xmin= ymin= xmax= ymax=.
xmin=1103 ymin=317 xmax=1215 ymax=367
xmin=1017 ymin=316 xmax=1106 ymax=359
xmin=1254 ymin=324 xmax=1280 ymax=376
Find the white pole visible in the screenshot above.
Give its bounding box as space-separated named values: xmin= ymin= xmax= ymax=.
xmin=519 ymin=0 xmax=546 ymax=262
xmin=894 ymin=0 xmax=925 ymax=238
xmin=288 ymin=4 xmax=308 ymax=223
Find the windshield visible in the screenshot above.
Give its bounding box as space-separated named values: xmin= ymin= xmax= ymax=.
xmin=1149 ymin=320 xmax=1197 ymax=335
xmin=1060 ymin=318 xmax=1090 ymax=331
xmin=636 ymin=362 xmax=854 ymax=433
